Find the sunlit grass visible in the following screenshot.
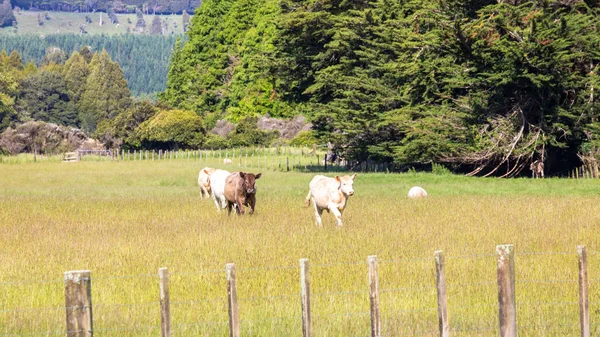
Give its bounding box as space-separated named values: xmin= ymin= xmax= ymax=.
xmin=1 ymin=159 xmax=599 ymax=336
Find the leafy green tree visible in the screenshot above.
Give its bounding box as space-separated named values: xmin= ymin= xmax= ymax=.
xmin=136 ymin=109 xmax=205 ymax=149
xmin=227 ymin=116 xmax=279 ymax=147
xmin=15 ymin=69 xmax=78 ymax=126
xmin=94 ymin=100 xmax=158 ymax=149
xmin=62 ymin=51 xmax=90 ymax=107
xmin=0 ymin=65 xmax=18 ymax=132
xmin=79 ymin=50 xmax=131 ymax=133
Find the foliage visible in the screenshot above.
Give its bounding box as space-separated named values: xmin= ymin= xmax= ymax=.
xmin=10 ymin=0 xmax=200 ymax=14
xmin=94 ymin=100 xmax=158 ymax=149
xmin=0 ymin=120 xmax=87 ymax=154
xmin=227 ymin=116 xmax=280 ymax=147
xmin=0 ymin=0 xmax=14 ymax=27
xmin=15 ymin=68 xmax=78 ymax=126
xmin=78 ymin=50 xmax=131 ymax=133
xmin=0 ymin=34 xmax=180 ymax=95
xmin=136 ymin=108 xmax=205 ymax=149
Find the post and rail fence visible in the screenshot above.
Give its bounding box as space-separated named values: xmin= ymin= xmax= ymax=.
xmin=1 ymin=244 xmax=595 ymax=337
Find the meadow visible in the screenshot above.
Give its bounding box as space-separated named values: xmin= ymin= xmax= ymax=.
xmin=1 ymin=11 xmax=186 ymax=35
xmin=1 ymin=157 xmax=599 ymax=336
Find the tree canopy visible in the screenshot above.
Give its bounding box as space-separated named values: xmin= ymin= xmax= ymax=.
xmin=161 ymin=0 xmax=600 ymax=176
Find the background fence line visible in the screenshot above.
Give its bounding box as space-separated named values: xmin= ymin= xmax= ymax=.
xmin=0 ymin=245 xmax=596 ymax=336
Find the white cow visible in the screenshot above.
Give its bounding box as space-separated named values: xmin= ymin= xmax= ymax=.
xmin=408 ymin=186 xmax=428 ymax=199
xmin=223 ymin=158 xmax=233 ymax=164
xmin=209 ymin=169 xmax=231 ymax=211
xmin=304 ymin=174 xmax=357 ymax=226
xmin=198 ymin=167 xmax=216 ymax=199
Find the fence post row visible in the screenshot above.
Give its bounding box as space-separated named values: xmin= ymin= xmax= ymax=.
xmin=497 ymin=244 xmax=516 ymax=337
xmin=227 ymin=263 xmax=240 ymax=337
xmin=55 ymin=245 xmax=595 ymax=336
xmin=434 ymin=250 xmax=450 ymax=337
xmin=368 ymin=255 xmax=381 ymax=337
xmin=64 ymin=270 xmax=93 ymax=337
xmin=300 ymin=258 xmax=312 ymax=337
xmin=159 ymin=267 xmax=171 ymax=337
xmin=578 ymin=245 xmax=590 ymax=337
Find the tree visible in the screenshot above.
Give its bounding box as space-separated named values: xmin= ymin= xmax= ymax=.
xmin=94 ymin=100 xmax=158 ymax=149
xmin=136 ymin=109 xmax=205 ymax=149
xmin=62 ymin=51 xmax=90 ymax=107
xmin=150 ymin=15 xmax=162 ymax=34
xmin=79 ymin=50 xmax=131 ymax=133
xmin=15 ymin=70 xmax=78 ymax=126
xmin=0 ymin=0 xmax=15 ymax=28
xmin=0 ymin=65 xmax=18 ymax=132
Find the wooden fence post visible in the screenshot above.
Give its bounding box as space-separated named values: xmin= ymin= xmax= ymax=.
xmin=226 ymin=263 xmax=239 ymax=337
xmin=497 ymin=244 xmax=516 ymax=337
xmin=435 ymin=251 xmax=449 ymax=337
xmin=159 ymin=268 xmax=171 ymax=337
xmin=578 ymin=245 xmax=590 ymax=337
xmin=300 ymin=258 xmax=312 ymax=337
xmin=368 ymin=255 xmax=380 ymax=337
xmin=64 ymin=270 xmax=93 ymax=337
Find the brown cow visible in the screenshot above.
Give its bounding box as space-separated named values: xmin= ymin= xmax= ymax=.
xmin=223 ymin=172 xmax=262 ymax=215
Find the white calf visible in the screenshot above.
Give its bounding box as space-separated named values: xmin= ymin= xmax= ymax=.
xmin=209 ymin=169 xmax=231 ymax=211
xmin=198 ymin=167 xmax=216 ymax=199
xmin=304 ymin=174 xmax=356 ymax=226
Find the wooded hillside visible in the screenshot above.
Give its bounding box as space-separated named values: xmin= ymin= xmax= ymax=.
xmin=161 ymin=0 xmax=600 ymax=176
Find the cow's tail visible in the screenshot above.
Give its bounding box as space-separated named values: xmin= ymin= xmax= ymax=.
xmin=304 ymin=190 xmax=312 ymax=208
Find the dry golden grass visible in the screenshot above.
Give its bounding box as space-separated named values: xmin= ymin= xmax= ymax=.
xmin=0 ymin=158 xmax=599 ymax=336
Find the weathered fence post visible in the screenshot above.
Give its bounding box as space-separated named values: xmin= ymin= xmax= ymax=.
xmin=368 ymin=255 xmax=380 ymax=337
xmin=497 ymin=244 xmax=516 ymax=337
xmin=226 ymin=263 xmax=239 ymax=337
xmin=300 ymin=258 xmax=312 ymax=337
xmin=435 ymin=250 xmax=449 ymax=337
xmin=64 ymin=270 xmax=93 ymax=337
xmin=287 ymin=157 xmax=290 ymax=172
xmin=159 ymin=268 xmax=171 ymax=337
xmin=324 ymin=154 xmax=328 ymax=172
xmin=578 ymin=245 xmax=590 ymax=337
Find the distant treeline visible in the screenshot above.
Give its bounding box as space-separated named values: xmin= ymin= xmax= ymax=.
xmin=0 ymin=34 xmax=180 ymax=96
xmin=10 ymin=0 xmax=201 ymax=14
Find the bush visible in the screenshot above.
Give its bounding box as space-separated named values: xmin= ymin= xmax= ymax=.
xmin=137 ymin=109 xmax=205 ymax=149
xmin=289 ymin=130 xmax=318 ymax=147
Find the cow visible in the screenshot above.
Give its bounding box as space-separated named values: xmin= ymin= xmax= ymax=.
xmin=304 ymin=174 xmax=356 ymax=226
xmin=408 ymin=186 xmax=428 ymax=199
xmin=223 ymin=158 xmax=233 ymax=164
xmin=530 ymin=160 xmax=544 ymax=178
xmin=223 ymin=172 xmax=262 ymax=215
xmin=198 ymin=167 xmax=216 ymax=199
xmin=209 ymin=169 xmax=232 ymax=211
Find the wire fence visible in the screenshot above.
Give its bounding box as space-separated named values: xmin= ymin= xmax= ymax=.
xmin=1 ymin=247 xmax=599 ymax=336
xmin=0 ymin=146 xmax=394 ymax=173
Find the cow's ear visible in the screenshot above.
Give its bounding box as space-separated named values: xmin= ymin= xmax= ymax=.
xmin=335 ymin=176 xmax=341 ymax=182
xmin=351 ymin=174 xmax=357 ymax=180
xmin=203 ymin=169 xmax=209 ymax=174
xmin=239 ymin=172 xmax=246 ymax=178
xmin=255 ymin=173 xmax=262 ymax=179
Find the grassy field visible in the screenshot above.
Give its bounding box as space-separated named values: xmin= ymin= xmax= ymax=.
xmin=1 ymin=158 xmax=599 ymax=336
xmin=1 ymin=11 xmax=186 ymax=35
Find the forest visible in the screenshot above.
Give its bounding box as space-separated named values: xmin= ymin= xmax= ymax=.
xmin=160 ymin=0 xmax=600 ymax=176
xmin=0 ymin=34 xmax=179 ymax=95
xmin=8 ymin=0 xmax=201 ymax=14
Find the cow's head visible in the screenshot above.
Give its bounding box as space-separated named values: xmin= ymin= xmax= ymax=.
xmin=239 ymin=172 xmax=262 ymax=194
xmin=336 ymin=174 xmax=356 ymax=196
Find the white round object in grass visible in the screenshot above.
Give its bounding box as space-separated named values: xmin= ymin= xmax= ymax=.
xmin=408 ymin=186 xmax=428 ymax=199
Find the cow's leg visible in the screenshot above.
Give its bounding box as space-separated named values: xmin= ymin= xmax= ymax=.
xmin=329 ymin=206 xmax=343 ymax=226
xmin=247 ymin=194 xmax=256 ymax=215
xmin=226 ymin=201 xmax=234 ymax=216
xmin=200 ymin=185 xmax=208 ymax=198
xmin=212 ymin=193 xmax=221 ymax=211
xmin=235 ymin=197 xmax=245 ymax=215
xmin=313 ymin=200 xmax=323 ymax=226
